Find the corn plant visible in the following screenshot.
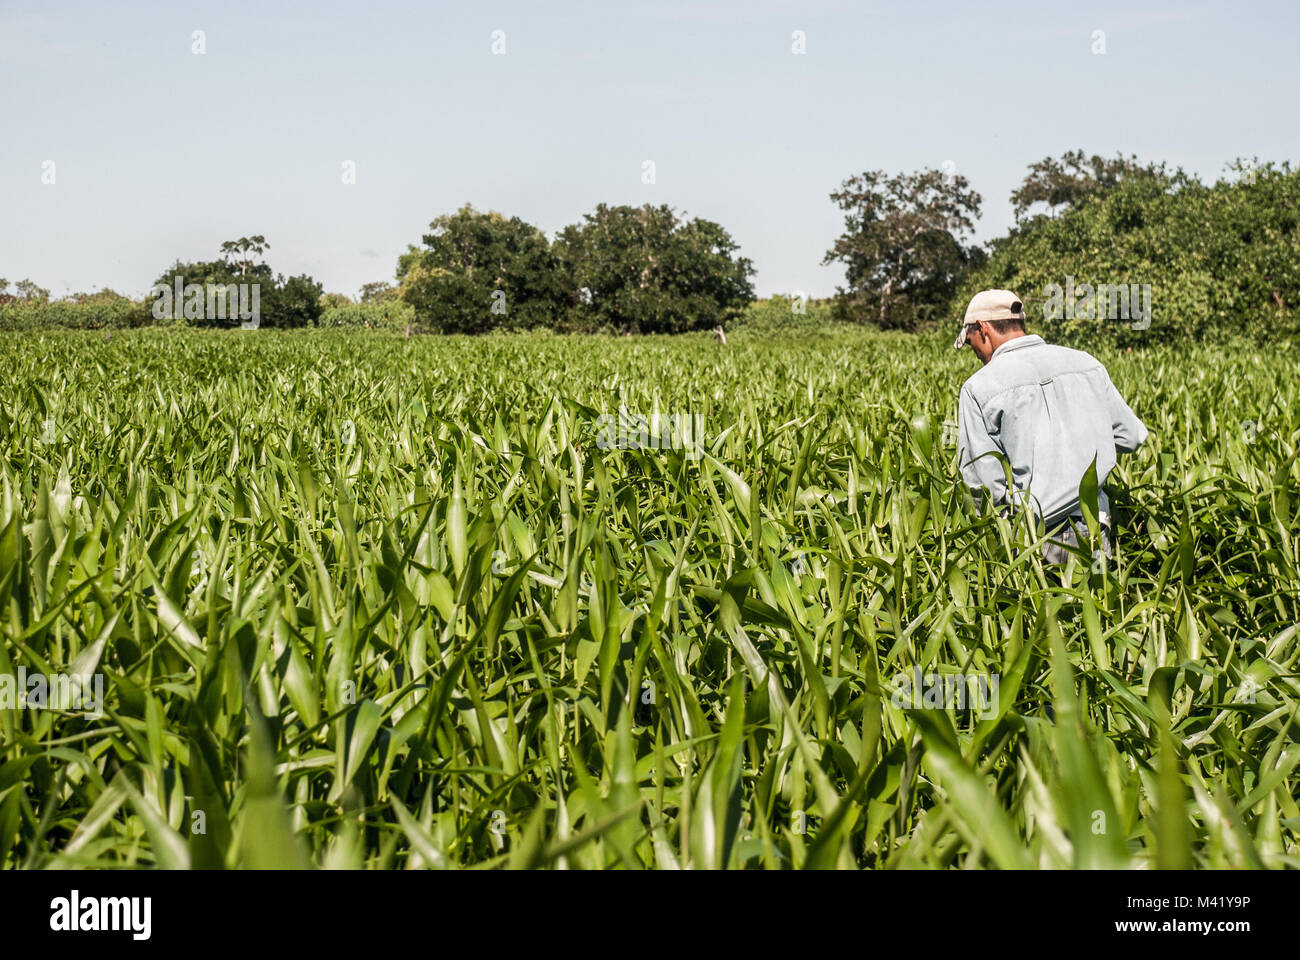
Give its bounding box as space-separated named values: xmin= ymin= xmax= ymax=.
xmin=0 ymin=328 xmax=1296 ymax=869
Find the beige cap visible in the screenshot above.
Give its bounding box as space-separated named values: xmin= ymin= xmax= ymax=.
xmin=954 ymin=289 xmax=1027 ymax=348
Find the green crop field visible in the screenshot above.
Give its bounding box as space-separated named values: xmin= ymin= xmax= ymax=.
xmin=2 ymin=327 xmax=1297 ymax=869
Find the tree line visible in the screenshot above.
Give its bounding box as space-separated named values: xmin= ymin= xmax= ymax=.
xmin=3 ymin=151 xmax=1295 ymax=340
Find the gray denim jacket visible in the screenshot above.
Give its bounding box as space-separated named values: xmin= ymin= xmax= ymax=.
xmin=956 ymin=335 xmax=1148 ymax=527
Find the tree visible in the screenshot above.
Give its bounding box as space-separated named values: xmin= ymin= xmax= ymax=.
xmin=219 ymin=235 xmax=271 ymax=277
xmin=960 ymin=160 xmax=1300 ymax=346
xmin=151 ymin=236 xmax=322 ymax=328
xmin=66 ymin=288 xmax=130 ymax=304
xmin=1010 ymin=150 xmax=1172 ymax=223
xmin=824 ymin=169 xmax=983 ymax=330
xmin=398 ymin=205 xmax=564 ymax=333
xmin=395 ymin=246 xmax=421 ymax=285
xmin=14 ymin=279 xmax=51 ymax=302
xmin=554 ymin=204 xmax=754 ymax=334
xmin=358 ymin=281 xmax=397 ymax=303
xmin=267 ymin=274 xmax=325 ymax=328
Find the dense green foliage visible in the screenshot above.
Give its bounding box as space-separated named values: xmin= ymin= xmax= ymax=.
xmin=398 ymin=206 xmax=566 ymax=334
xmin=0 ymin=294 xmax=816 ymax=336
xmin=963 ymin=162 xmax=1300 ymax=346
xmin=393 ymin=203 xmax=756 ymax=335
xmin=318 ymin=300 xmax=417 ymax=331
xmin=555 ymin=204 xmax=755 ymax=334
xmin=0 ymin=290 xmax=143 ymax=331
xmin=728 ymin=295 xmax=839 ymax=334
xmin=2 ymin=329 xmax=1297 ymax=869
xmin=150 ymin=260 xmax=324 ymax=329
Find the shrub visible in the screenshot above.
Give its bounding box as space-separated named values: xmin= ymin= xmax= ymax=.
xmin=0 ymin=291 xmax=146 ymax=330
xmin=729 ymin=295 xmax=839 ymax=334
xmin=318 ymin=300 xmax=416 ymax=331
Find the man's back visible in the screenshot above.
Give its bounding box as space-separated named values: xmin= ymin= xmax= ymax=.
xmin=957 ymin=334 xmax=1148 ymax=526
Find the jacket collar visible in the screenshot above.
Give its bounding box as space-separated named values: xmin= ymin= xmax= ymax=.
xmin=990 ymin=334 xmax=1044 ymax=362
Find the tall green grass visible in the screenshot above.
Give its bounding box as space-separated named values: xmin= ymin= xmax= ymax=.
xmin=1 ymin=328 xmax=1296 ymax=868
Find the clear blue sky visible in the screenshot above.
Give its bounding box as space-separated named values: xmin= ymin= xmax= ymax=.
xmin=2 ymin=0 xmax=1296 ymax=300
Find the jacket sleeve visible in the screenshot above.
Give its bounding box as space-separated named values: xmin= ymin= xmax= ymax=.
xmin=1102 ymin=369 xmax=1149 ymax=454
xmin=957 ymin=385 xmax=1008 ymax=508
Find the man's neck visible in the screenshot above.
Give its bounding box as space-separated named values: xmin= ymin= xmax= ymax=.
xmin=988 ymin=330 xmax=1028 ymax=354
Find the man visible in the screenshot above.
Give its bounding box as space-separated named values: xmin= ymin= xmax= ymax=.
xmin=954 ymin=289 xmax=1148 ymax=563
